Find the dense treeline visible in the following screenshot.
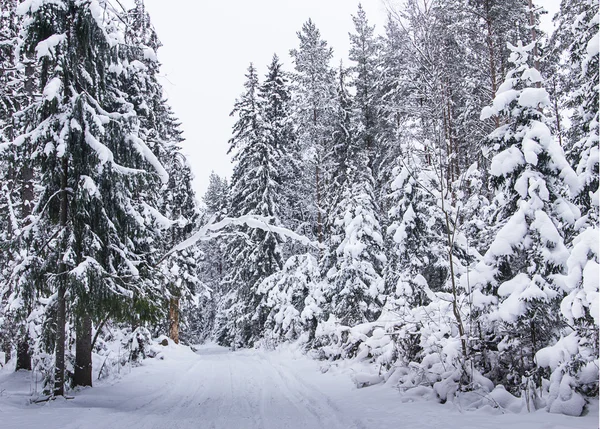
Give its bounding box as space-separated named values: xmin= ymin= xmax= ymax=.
xmin=203 ymin=0 xmax=598 ymax=415
xmin=0 ymin=0 xmax=597 ymax=417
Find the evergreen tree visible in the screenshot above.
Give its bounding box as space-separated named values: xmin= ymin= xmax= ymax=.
xmin=535 ymin=1 xmax=599 ymax=415
xmin=322 ymin=65 xmax=385 ymax=327
xmin=475 ymin=41 xmax=579 ymax=395
xmin=196 ymin=171 xmax=228 ymax=341
xmin=0 ymin=0 xmax=35 ymax=369
xmin=122 ymin=0 xmax=202 ymax=346
xmin=13 ymin=0 xmax=172 ymax=394
xmin=348 ymin=4 xmax=381 ymax=168
xmin=555 ymin=0 xmax=599 ymax=222
xmin=203 ymin=171 xmax=228 ymax=215
xmin=289 ymin=19 xmax=337 ymax=243
xmin=217 ymin=63 xmax=284 ymax=347
xmin=259 ymin=54 xmax=304 ymax=256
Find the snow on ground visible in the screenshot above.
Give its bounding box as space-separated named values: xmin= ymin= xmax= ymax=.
xmin=0 ymin=343 xmax=597 ymax=429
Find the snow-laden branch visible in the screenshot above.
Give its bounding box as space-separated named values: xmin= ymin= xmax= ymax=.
xmin=158 ymin=214 xmax=323 ymax=264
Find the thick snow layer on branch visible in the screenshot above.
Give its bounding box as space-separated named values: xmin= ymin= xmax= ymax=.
xmin=487 ymin=208 xmax=527 ymax=257
xmin=531 ymin=210 xmax=570 ymax=265
xmin=127 ymin=135 xmax=169 ymax=185
xmin=85 ymin=130 xmax=112 ymax=165
xmin=586 ymin=30 xmax=599 ymax=59
xmin=42 ymin=77 xmax=62 ymax=101
xmin=80 ymin=175 xmax=100 ymax=198
xmin=35 ymin=34 xmax=66 ymax=60
xmin=85 ymin=130 xmax=146 ymax=177
xmin=16 ymin=0 xmax=66 ymax=15
xmin=490 ymin=146 xmax=525 ymax=177
xmin=521 ymin=67 xmax=543 ymax=84
xmin=481 ymin=86 xmax=518 ymax=120
xmin=164 ymin=215 xmax=322 ymax=262
xmin=560 ymin=227 xmax=600 ymax=325
xmin=518 ymin=88 xmax=550 ymax=109
xmin=143 ymin=47 xmax=158 ymax=62
xmin=142 ymin=202 xmax=174 ymax=230
xmin=496 ymin=273 xmax=531 ymax=322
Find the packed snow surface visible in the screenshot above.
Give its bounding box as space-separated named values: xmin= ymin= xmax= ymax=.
xmin=1 ymin=343 xmax=597 ymax=429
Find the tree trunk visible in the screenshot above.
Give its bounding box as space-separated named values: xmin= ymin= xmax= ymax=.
xmin=15 ymin=336 xmax=31 ymax=371
xmin=169 ymin=297 xmax=180 ymax=344
xmin=551 ymin=76 xmax=563 ymax=146
xmin=15 ymin=163 xmax=34 ymax=372
xmin=484 ymin=1 xmax=500 ymax=126
xmin=527 ymin=0 xmax=541 ymax=79
xmin=3 ymin=164 xmax=14 ymax=367
xmin=54 ymin=282 xmax=66 ymax=396
xmin=54 ymin=156 xmax=68 ymax=397
xmin=315 ymin=163 xmax=322 ymax=243
xmin=74 ymin=315 xmax=92 ymax=387
xmin=2 ymin=341 xmax=11 ymax=365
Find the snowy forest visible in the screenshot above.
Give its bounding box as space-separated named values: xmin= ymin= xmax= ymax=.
xmin=0 ymin=0 xmax=598 ymax=423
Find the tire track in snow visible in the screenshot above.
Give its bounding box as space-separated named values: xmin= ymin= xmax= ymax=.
xmin=266 ymin=354 xmax=368 ymax=429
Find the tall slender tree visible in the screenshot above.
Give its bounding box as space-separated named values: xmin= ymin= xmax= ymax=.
xmin=218 ymin=63 xmax=284 ymax=347
xmin=322 ymin=65 xmax=385 ymax=326
xmin=290 ymin=19 xmax=337 ymax=243
xmin=349 ymin=4 xmax=381 ymax=168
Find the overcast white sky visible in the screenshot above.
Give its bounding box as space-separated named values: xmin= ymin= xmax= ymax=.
xmin=142 ymin=0 xmax=560 ymax=200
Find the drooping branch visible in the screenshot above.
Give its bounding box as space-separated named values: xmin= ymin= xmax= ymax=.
xmin=157 ymin=214 xmax=323 ymax=265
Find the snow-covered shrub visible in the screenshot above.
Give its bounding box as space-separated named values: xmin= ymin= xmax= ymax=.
xmin=535 ymin=227 xmax=599 ymax=416
xmin=257 ymin=254 xmax=324 ymax=346
xmin=536 ymin=333 xmax=596 ymax=416
xmin=90 ymin=325 xmax=165 ymax=384
xmin=313 ymin=315 xmax=398 ymax=369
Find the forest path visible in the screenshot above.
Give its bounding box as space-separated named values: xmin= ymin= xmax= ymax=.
xmin=79 ymin=344 xmax=370 ymax=429
xmin=1 ymin=343 xmax=595 ymax=429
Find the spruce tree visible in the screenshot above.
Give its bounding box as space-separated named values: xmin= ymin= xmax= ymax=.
xmin=0 ymin=0 xmax=35 ymax=370
xmin=349 ymin=4 xmax=381 ymax=168
xmin=475 ymin=41 xmax=578 ymax=395
xmin=556 ymin=0 xmax=599 ymax=222
xmin=218 ymin=63 xmax=284 ymax=347
xmin=122 ymin=0 xmax=201 ymax=346
xmin=260 ymin=54 xmax=303 ymax=255
xmin=322 ymin=65 xmax=385 ymax=327
xmin=14 ymin=0 xmax=171 ymax=394
xmin=535 ymin=1 xmax=599 ymax=414
xmin=289 ymin=19 xmax=337 ymax=243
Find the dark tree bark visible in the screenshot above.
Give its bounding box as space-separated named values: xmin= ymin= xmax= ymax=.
xmin=54 ymin=156 xmax=68 ymax=397
xmin=16 ymin=337 xmax=31 ymax=371
xmin=169 ymin=297 xmax=180 ymax=344
xmin=15 ymin=163 xmax=34 ymax=372
xmin=74 ymin=315 xmax=92 ymax=387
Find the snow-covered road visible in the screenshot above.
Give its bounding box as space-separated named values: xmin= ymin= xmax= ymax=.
xmin=1 ymin=344 xmax=597 ymax=429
